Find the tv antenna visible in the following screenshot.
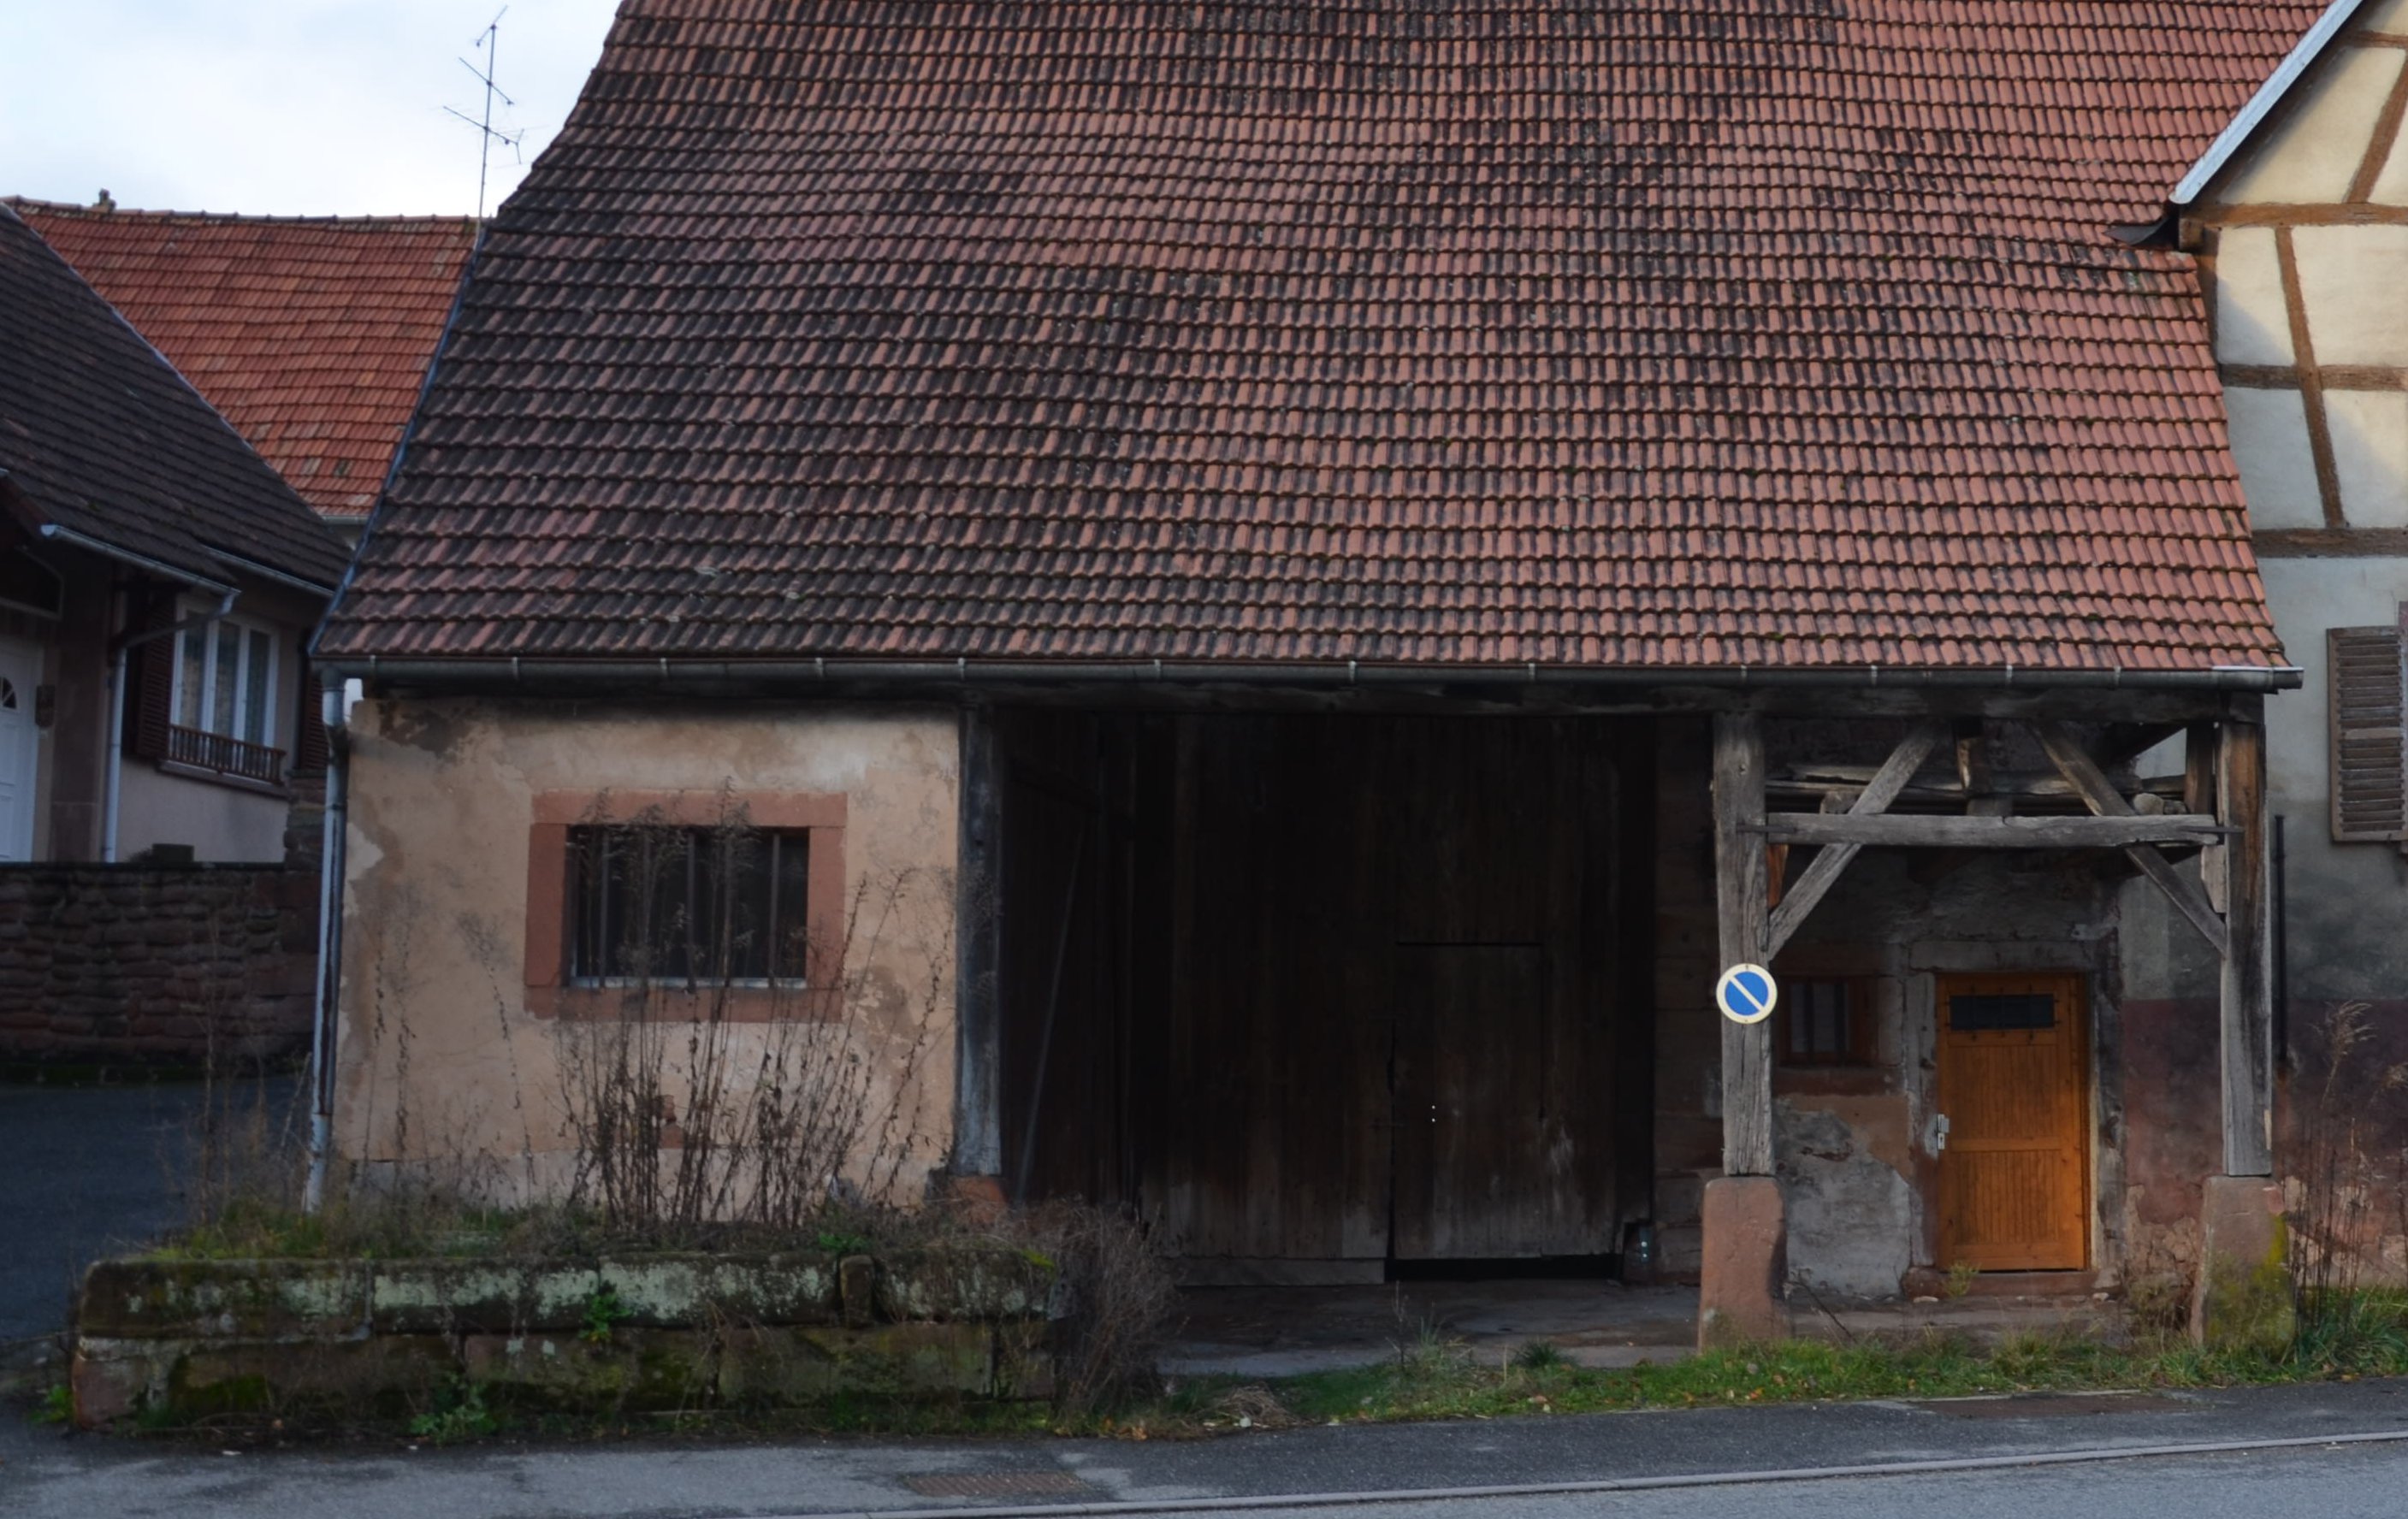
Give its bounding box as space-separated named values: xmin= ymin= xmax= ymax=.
xmin=446 ymin=9 xmax=524 ymax=220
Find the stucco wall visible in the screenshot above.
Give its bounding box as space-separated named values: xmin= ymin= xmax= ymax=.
xmin=332 ymin=698 xmax=962 ymax=1209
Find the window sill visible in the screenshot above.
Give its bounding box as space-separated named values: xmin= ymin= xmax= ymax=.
xmin=526 ymin=983 xmax=837 ymax=1022
xmin=157 ymin=760 xmax=289 ymax=799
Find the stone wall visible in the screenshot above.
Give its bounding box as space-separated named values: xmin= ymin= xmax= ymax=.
xmin=72 ymin=1248 xmax=1056 ymax=1427
xmin=0 ymin=862 xmax=318 ymax=1066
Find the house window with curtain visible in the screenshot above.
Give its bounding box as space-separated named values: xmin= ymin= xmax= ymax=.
xmin=167 ymin=615 xmax=284 ymax=785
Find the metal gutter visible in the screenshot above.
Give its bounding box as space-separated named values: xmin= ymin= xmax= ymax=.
xmin=35 ymin=523 xmax=235 ymax=594
xmin=317 ymin=655 xmax=2305 ymax=694
xmin=2169 ymin=0 xmax=2369 ymax=207
xmin=208 ymin=548 xmax=337 ymax=599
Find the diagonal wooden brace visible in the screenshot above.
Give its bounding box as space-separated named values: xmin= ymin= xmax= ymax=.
xmin=1765 ymin=719 xmax=1947 ymax=959
xmin=2034 ymin=721 xmax=2229 ymax=958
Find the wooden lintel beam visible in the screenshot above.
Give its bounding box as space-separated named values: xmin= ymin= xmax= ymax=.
xmin=1759 ymin=813 xmax=2225 ymax=848
xmin=2034 ymin=722 xmax=2229 ymax=958
xmin=1766 ymin=720 xmax=1946 ymax=959
xmin=1771 ymin=766 xmax=2162 ymax=801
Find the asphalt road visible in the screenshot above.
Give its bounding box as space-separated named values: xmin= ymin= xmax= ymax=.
xmin=10 ymin=1377 xmax=2408 ymax=1519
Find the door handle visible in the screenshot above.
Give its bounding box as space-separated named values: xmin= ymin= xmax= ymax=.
xmin=1933 ymin=1114 xmax=1951 ymax=1154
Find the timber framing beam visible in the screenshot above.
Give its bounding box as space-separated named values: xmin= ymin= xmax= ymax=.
xmin=1766 ymin=720 xmax=1945 ymax=960
xmin=2034 ymin=721 xmax=2230 ymax=957
xmin=1758 ymin=813 xmax=2228 ymax=848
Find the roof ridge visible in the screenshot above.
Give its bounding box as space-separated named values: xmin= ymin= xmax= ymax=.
xmin=4 ymin=197 xmax=477 ymax=232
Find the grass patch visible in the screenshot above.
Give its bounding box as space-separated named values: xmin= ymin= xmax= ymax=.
xmin=1274 ymin=1335 xmax=2196 ymax=1427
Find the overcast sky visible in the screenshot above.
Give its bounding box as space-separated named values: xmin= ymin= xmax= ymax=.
xmin=2 ymin=1 xmax=622 ymax=218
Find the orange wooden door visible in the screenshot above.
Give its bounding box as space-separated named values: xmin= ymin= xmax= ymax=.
xmin=1935 ymin=974 xmax=2089 ymax=1272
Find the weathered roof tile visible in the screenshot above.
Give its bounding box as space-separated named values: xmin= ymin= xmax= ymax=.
xmin=322 ymin=0 xmax=2320 ymax=671
xmin=9 ymin=203 xmax=476 ymax=521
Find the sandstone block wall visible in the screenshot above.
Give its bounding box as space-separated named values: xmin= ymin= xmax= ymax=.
xmin=0 ymin=863 xmax=318 ymax=1066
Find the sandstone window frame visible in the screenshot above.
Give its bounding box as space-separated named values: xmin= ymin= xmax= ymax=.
xmin=524 ymin=789 xmax=847 ymax=1020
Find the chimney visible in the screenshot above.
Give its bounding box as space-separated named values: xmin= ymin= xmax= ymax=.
xmin=93 ymin=189 xmax=115 ymax=213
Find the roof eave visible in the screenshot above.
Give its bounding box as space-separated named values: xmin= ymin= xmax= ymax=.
xmin=311 ymin=654 xmax=2307 ymax=695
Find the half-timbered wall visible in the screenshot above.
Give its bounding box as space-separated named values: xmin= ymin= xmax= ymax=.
xmin=2168 ymin=0 xmax=2408 ymax=1174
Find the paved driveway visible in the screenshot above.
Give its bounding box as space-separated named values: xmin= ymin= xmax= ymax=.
xmin=0 ymin=1077 xmax=298 ymax=1362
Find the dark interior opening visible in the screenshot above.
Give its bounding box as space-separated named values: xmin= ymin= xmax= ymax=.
xmin=985 ymin=709 xmax=1658 ymax=1282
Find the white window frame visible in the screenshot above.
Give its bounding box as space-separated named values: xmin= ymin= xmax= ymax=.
xmin=169 ymin=606 xmax=281 ymax=752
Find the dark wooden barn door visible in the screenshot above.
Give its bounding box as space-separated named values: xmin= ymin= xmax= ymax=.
xmin=1390 ymin=945 xmax=1555 ymax=1259
xmin=1156 ymin=716 xmax=1643 ymax=1272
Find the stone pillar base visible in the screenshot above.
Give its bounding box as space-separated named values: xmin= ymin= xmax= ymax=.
xmin=1698 ymin=1175 xmax=1788 ymax=1350
xmin=2191 ymin=1174 xmax=2290 ymax=1350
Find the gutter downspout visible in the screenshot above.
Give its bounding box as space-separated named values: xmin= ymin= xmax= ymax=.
xmin=305 ymin=679 xmax=350 ymax=1213
xmin=104 ymin=588 xmax=236 ymax=863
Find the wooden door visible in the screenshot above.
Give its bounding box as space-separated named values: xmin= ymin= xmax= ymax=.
xmin=1935 ymin=973 xmax=2089 ymax=1272
xmin=1391 ymin=944 xmax=1556 ymax=1259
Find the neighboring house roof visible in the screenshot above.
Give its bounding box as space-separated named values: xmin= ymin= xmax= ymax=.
xmin=320 ymin=1 xmax=2324 ymax=674
xmin=9 ymin=201 xmax=476 ymax=521
xmin=0 ymin=204 xmax=350 ymax=593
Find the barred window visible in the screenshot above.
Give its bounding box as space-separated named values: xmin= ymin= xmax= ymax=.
xmin=567 ymin=825 xmax=812 ymax=985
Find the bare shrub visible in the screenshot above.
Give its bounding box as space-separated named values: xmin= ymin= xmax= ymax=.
xmin=2287 ymin=1001 xmax=2408 ymax=1366
xmin=553 ymin=796 xmax=945 ymax=1242
xmin=1016 ymin=1202 xmax=1179 ymax=1416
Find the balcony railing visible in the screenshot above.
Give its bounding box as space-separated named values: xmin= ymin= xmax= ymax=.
xmin=166 ymin=724 xmax=285 ymax=787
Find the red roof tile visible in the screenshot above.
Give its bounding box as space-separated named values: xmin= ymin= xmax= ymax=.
xmin=318 ymin=1 xmax=2319 ymax=672
xmin=9 ymin=203 xmax=476 ymax=521
xmin=0 ymin=206 xmax=350 ymax=590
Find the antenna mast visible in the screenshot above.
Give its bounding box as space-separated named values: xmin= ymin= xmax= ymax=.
xmin=446 ymin=9 xmax=524 ymax=220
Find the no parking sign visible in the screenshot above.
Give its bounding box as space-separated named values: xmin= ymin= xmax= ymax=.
xmin=1715 ymin=963 xmax=1778 ymax=1025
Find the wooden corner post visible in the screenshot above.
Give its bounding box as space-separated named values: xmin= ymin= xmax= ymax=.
xmin=2217 ymin=707 xmax=2273 ymax=1179
xmin=1702 ymin=712 xmax=1786 ymax=1347
xmin=1713 ymin=713 xmax=1773 ymax=1175
xmin=2194 ymin=704 xmax=2284 ymax=1346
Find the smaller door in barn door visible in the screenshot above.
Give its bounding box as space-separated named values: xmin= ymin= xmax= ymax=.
xmin=1935 ymin=973 xmax=2089 ymax=1272
xmin=1390 ymin=944 xmax=1557 ymax=1259
xmin=0 ymin=637 xmax=38 ymax=862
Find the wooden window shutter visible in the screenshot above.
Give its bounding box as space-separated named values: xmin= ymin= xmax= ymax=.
xmin=2330 ymin=624 xmax=2407 ymax=843
xmin=125 ymin=593 xmax=175 ymax=762
xmin=294 ymin=661 xmax=328 ymax=774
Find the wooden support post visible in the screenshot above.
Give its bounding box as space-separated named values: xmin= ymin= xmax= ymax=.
xmin=2218 ymin=711 xmax=2274 ymax=1178
xmin=1713 ymin=713 xmax=1772 ymax=1177
xmin=953 ymin=706 xmax=1004 ymax=1179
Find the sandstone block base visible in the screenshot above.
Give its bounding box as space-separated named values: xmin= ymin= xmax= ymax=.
xmin=2192 ymin=1173 xmax=2290 ymax=1349
xmin=1698 ymin=1175 xmax=1788 ymax=1350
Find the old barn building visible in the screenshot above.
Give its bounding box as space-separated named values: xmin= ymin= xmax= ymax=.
xmin=311 ymin=1 xmax=2373 ymax=1339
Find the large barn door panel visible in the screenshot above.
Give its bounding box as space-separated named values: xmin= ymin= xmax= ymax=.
xmin=1163 ymin=717 xmax=1390 ymax=1266
xmin=1390 ymin=945 xmax=1553 ymax=1259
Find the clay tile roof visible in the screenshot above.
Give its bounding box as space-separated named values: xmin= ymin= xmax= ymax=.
xmin=8 ymin=201 xmax=476 ymax=522
xmin=0 ymin=205 xmax=349 ymax=592
xmin=318 ymin=0 xmax=2321 ymax=673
